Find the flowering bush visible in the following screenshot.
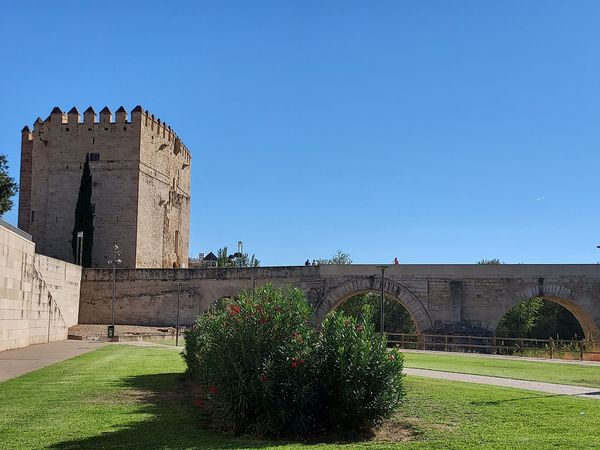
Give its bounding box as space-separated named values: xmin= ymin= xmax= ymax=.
xmin=184 ymin=284 xmax=317 ymax=436
xmin=314 ymin=308 xmax=405 ymax=431
xmin=184 ymin=284 xmax=404 ymax=437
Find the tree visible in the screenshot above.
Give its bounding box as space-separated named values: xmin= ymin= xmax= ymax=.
xmin=479 ymin=258 xmax=584 ymax=339
xmin=477 ymin=258 xmax=502 ymax=265
xmin=496 ymin=298 xmax=584 ymax=340
xmin=0 ymin=154 xmax=18 ymax=216
xmin=337 ymin=292 xmax=416 ymax=333
xmin=317 ymin=250 xmax=352 ymax=265
xmin=234 ymin=252 xmax=260 ymax=268
xmin=217 ymin=247 xmax=231 ymax=267
xmin=216 ymin=246 xmax=260 ymax=268
xmin=496 ymin=298 xmax=544 ymax=338
xmin=71 ymin=155 xmax=94 ymax=267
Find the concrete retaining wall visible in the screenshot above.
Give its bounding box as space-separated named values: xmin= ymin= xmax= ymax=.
xmin=0 ymin=219 xmax=82 ymax=352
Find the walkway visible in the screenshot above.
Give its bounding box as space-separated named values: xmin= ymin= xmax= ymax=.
xmin=0 ymin=340 xmax=106 ymax=382
xmin=405 ymin=368 xmax=600 ymax=400
xmin=401 ymin=348 xmax=600 ymax=366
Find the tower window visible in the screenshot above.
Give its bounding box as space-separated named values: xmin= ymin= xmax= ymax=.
xmin=31 ymin=210 xmax=35 ymax=222
xmin=89 ymin=153 xmax=100 ymax=161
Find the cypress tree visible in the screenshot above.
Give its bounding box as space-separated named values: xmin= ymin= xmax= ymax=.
xmin=71 ymin=154 xmax=94 ymax=267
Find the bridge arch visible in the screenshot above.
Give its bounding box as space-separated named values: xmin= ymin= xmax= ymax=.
xmin=492 ymin=284 xmax=600 ymax=341
xmin=315 ymin=277 xmax=432 ymax=333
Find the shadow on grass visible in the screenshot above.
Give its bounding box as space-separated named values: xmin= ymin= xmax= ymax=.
xmin=49 ymin=372 xmax=288 ymax=450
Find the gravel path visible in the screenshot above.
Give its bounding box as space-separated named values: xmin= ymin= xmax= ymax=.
xmin=405 ymin=368 xmax=600 ymax=400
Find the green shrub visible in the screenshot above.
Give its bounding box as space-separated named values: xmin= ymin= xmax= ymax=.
xmin=184 ymin=284 xmax=404 ymax=437
xmin=184 ymin=284 xmax=316 ymax=436
xmin=314 ymin=308 xmax=405 ymax=432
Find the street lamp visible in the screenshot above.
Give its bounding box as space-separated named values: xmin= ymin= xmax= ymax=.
xmin=376 ymin=265 xmax=389 ymax=334
xmin=107 ymin=242 xmax=122 ymax=341
xmin=75 ymin=231 xmax=83 ymax=266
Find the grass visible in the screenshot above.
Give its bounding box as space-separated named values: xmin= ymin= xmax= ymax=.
xmin=403 ymin=351 xmax=600 ymax=388
xmin=0 ymin=345 xmax=598 ymax=449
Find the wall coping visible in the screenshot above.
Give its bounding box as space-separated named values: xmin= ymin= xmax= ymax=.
xmin=0 ymin=217 xmax=32 ymax=241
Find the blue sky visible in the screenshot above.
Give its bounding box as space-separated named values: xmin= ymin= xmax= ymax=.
xmin=1 ymin=1 xmax=599 ymax=265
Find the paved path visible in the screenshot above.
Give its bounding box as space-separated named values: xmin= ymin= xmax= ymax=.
xmin=401 ymin=349 xmax=600 ymax=366
xmin=0 ymin=340 xmax=106 ymax=382
xmin=405 ymin=368 xmax=600 ymax=400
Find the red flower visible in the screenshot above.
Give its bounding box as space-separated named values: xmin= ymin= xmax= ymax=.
xmin=291 ymin=358 xmax=305 ymax=368
xmin=259 ymin=373 xmax=268 ymax=382
xmin=208 ymin=386 xmax=218 ymax=395
xmin=228 ymin=305 xmax=241 ymax=317
xmin=275 ymin=305 xmax=282 ymax=312
xmin=259 ymin=317 xmax=269 ymax=325
xmin=193 ymin=398 xmax=205 ymax=408
xmin=355 ymin=325 xmax=364 ymax=332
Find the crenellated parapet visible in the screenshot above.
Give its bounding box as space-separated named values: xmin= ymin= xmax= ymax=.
xmin=139 ymin=108 xmax=191 ymax=163
xmin=19 ymin=104 xmax=191 ymax=269
xmin=29 ymin=106 xmax=191 ymax=162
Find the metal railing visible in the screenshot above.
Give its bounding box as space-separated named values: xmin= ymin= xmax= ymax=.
xmin=385 ymin=332 xmax=600 ymax=360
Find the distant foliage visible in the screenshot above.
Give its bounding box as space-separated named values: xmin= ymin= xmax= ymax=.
xmin=317 ymin=250 xmax=352 ymax=265
xmin=478 ymin=258 xmax=584 ymax=339
xmin=0 ymin=154 xmax=18 ymax=216
xmin=216 ymin=246 xmax=260 ymax=268
xmin=184 ymin=284 xmax=404 ymax=437
xmin=477 ymin=258 xmax=502 ymax=265
xmin=497 ymin=298 xmax=584 ymax=340
xmin=338 ymin=292 xmax=416 ymax=334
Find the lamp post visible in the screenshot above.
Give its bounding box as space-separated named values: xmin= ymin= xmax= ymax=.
xmin=76 ymin=231 xmax=83 ymax=266
xmin=377 ymin=265 xmax=389 ymax=334
xmin=107 ymin=242 xmax=122 ymax=341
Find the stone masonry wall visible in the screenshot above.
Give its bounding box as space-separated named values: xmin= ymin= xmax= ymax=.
xmin=79 ymin=265 xmax=600 ymax=339
xmin=136 ymin=113 xmax=191 ymax=268
xmin=18 ymin=106 xmax=191 ymax=269
xmin=0 ymin=219 xmax=81 ymax=352
xmin=20 ymin=107 xmax=141 ymax=267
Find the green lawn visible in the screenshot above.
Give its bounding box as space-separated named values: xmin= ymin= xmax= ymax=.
xmin=403 ymin=351 xmax=600 ymax=388
xmin=0 ymin=345 xmax=598 ymax=449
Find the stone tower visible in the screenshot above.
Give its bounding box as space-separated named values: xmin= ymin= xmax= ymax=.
xmin=18 ymin=106 xmax=191 ymax=268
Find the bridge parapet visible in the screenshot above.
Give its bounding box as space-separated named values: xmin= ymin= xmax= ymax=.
xmin=79 ymin=264 xmax=600 ymax=340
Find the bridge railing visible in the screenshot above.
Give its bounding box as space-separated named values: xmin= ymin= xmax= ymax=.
xmin=385 ymin=333 xmax=600 ymax=361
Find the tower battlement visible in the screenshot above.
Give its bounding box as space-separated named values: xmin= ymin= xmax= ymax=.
xmin=18 ymin=105 xmax=192 ymax=269
xmin=30 ymin=106 xmax=191 ymax=163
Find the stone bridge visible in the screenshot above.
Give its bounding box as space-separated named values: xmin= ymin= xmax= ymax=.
xmin=79 ymin=264 xmax=600 ymax=339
